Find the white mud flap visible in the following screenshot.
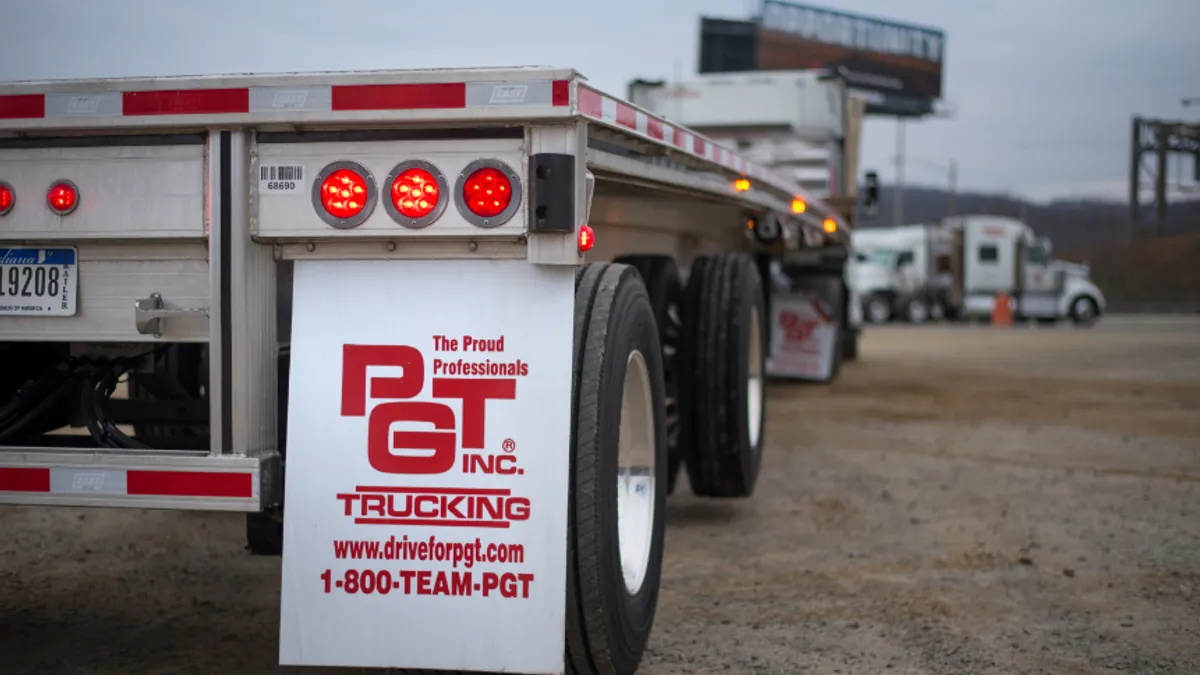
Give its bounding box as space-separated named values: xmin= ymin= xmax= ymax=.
xmin=279 ymin=259 xmax=574 ymax=674
xmin=765 ymin=288 xmax=839 ymax=382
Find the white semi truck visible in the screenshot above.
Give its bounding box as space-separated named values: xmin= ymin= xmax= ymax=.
xmin=0 ymin=67 xmax=854 ymax=674
xmin=850 ymin=215 xmax=1105 ymax=325
xmin=851 ymin=223 xmax=958 ymax=324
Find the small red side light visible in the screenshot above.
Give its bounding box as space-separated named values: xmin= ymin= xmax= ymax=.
xmin=0 ymin=182 xmax=13 ymax=216
xmin=578 ymin=224 xmax=595 ymax=253
xmin=320 ymin=169 xmax=369 ymax=219
xmin=47 ymin=181 xmax=79 ymax=215
xmin=391 ymin=168 xmax=440 ymax=219
xmin=463 ymin=167 xmax=513 ymax=218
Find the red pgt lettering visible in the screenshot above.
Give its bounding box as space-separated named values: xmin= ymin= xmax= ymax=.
xmin=341 ymin=344 xmax=517 ymax=474
xmin=779 ymin=311 xmax=819 ymax=344
xmin=480 ymin=571 xmax=535 ymax=598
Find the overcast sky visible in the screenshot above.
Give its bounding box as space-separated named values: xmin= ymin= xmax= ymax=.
xmin=0 ymin=0 xmax=1196 ymax=203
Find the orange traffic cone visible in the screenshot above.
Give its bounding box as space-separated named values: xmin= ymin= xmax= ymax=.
xmin=992 ymin=291 xmax=1012 ymax=327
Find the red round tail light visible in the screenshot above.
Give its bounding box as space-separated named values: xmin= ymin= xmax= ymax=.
xmin=384 ymin=160 xmax=449 ymax=229
xmin=0 ymin=182 xmax=14 ymax=216
xmin=463 ymin=167 xmax=512 ymax=218
xmin=47 ymin=180 xmax=79 ymax=216
xmin=311 ymin=162 xmax=376 ymax=228
xmin=320 ymin=169 xmax=368 ymax=219
xmin=455 ymin=160 xmax=521 ymax=228
xmin=392 ymin=168 xmax=438 ymax=217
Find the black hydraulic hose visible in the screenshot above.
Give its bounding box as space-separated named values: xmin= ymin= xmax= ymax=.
xmin=0 ymin=371 xmax=81 ymax=445
xmin=79 ymin=371 xmax=109 ymax=447
xmin=0 ymin=369 xmax=69 ymax=428
xmin=93 ymin=364 xmax=150 ymax=450
xmin=2 ymin=347 xmax=166 ymax=449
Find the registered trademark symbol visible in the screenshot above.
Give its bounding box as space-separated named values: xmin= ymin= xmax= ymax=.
xmin=502 ymin=438 xmax=516 ymax=453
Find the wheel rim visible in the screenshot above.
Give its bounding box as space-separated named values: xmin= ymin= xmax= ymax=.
xmin=910 ymin=302 xmax=927 ymax=323
xmin=747 ymin=305 xmax=764 ymax=448
xmin=868 ymin=299 xmax=889 ymax=323
xmin=617 ymin=348 xmax=657 ymax=596
xmin=1073 ymin=298 xmax=1092 ymax=320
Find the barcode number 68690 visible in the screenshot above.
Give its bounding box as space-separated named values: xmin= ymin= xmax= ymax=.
xmin=266 ymin=181 xmax=297 ymax=191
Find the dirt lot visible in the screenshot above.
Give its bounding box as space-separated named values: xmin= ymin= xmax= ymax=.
xmin=3 ymin=315 xmax=1198 ymax=675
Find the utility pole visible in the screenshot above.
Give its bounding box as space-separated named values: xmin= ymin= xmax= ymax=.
xmin=673 ymin=59 xmax=683 ymax=123
xmin=893 ymin=118 xmax=905 ymax=226
xmin=947 ymin=159 xmax=958 ymax=217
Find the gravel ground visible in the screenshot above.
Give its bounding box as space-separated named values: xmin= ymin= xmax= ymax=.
xmin=2 ymin=315 xmax=1198 ymax=675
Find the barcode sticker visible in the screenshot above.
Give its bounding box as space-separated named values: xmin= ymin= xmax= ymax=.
xmin=259 ymin=165 xmax=305 ymax=193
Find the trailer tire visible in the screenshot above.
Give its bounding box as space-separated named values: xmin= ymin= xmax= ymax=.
xmin=564 ymin=261 xmax=668 ymax=675
xmin=613 ymin=254 xmax=684 ymax=495
xmin=244 ymin=512 xmax=283 ymax=555
xmin=679 ymin=253 xmax=767 ymax=498
xmin=842 ymin=328 xmax=859 ymax=361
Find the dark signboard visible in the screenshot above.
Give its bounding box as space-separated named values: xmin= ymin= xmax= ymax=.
xmin=698 ymin=17 xmax=760 ymax=74
xmin=756 ymin=0 xmax=946 ymax=100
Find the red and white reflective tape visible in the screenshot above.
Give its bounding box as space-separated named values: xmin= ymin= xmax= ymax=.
xmin=0 ymin=80 xmax=571 ymax=120
xmin=577 ymin=84 xmax=795 ymax=193
xmin=0 ymin=466 xmax=255 ymax=499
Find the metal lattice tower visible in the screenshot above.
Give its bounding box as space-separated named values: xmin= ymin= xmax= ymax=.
xmin=1130 ymin=117 xmax=1200 ymax=235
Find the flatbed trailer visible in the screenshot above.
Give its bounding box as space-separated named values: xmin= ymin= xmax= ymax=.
xmin=0 ymin=66 xmax=852 ymax=674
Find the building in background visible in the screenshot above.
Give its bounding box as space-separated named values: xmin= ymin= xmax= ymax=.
xmin=699 ymin=0 xmax=946 ymax=118
xmin=688 ymin=0 xmax=947 ymax=222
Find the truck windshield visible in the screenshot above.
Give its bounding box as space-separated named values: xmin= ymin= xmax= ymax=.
xmin=1026 ymin=245 xmax=1049 ymax=264
xmin=864 ymin=249 xmax=893 ymax=266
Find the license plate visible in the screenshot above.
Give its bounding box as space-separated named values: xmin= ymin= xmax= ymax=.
xmin=0 ymin=248 xmax=78 ymax=316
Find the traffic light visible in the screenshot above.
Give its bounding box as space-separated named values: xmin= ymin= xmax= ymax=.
xmin=863 ymin=171 xmax=880 ymax=212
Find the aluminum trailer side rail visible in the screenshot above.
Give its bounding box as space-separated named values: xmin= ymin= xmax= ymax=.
xmin=0 ymin=67 xmax=851 ymax=247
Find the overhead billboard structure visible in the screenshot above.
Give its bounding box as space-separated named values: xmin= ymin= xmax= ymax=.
xmin=698 ymin=1 xmax=947 ymax=118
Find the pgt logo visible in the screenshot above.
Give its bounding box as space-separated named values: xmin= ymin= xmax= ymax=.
xmin=271 ymin=91 xmax=309 ymax=109
xmin=70 ymin=472 xmax=107 ymax=491
xmin=489 ymin=85 xmax=528 ymax=105
xmin=65 ymin=96 xmax=101 ymax=116
xmin=779 ymin=311 xmax=820 ymax=344
xmin=341 ymin=345 xmax=516 ymax=474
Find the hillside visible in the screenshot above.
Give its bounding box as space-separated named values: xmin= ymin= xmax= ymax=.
xmin=1060 ymin=230 xmax=1200 ymax=313
xmin=852 ymin=185 xmax=1200 ymax=312
xmin=853 ymin=186 xmax=1200 ymax=252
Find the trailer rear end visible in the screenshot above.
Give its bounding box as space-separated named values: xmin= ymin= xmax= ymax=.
xmin=0 ymin=67 xmax=851 ymax=674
